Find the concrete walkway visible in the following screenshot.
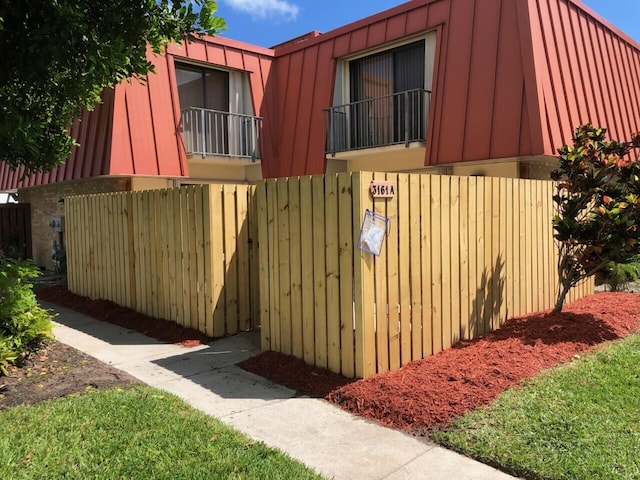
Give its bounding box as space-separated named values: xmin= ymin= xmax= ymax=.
xmin=46 ymin=302 xmax=516 ymax=480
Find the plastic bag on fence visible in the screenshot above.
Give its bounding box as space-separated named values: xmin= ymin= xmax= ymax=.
xmin=357 ymin=209 xmax=390 ymax=256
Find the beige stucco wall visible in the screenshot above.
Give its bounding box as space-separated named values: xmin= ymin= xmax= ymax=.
xmin=187 ymin=158 xmax=263 ymax=183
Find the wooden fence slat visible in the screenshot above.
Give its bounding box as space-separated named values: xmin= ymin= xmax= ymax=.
xmin=458 ymin=177 xmax=470 ymax=341
xmin=440 ymin=176 xmax=452 ymax=350
xmin=325 ymin=174 xmax=342 ymax=372
xmin=353 ymin=172 xmax=376 ymax=378
xmin=531 ymin=181 xmax=541 ymax=312
xmin=467 ymin=177 xmax=478 ymax=337
xmin=266 ymin=179 xmax=280 ymax=350
xmin=382 ymin=173 xmax=400 ymax=370
xmin=490 ymin=178 xmax=501 ymax=330
xmin=210 ymin=185 xmax=226 ymax=337
xmin=325 ymin=174 xmax=341 ymax=374
xmin=236 ymin=185 xmax=250 ymax=331
xmin=524 ymin=181 xmax=533 ymax=313
xmin=395 ymin=173 xmax=408 ymax=368
xmin=194 ymin=186 xmax=206 ymax=332
xmin=299 ymin=176 xmax=315 ymax=365
xmin=482 ymin=178 xmax=493 ymax=334
xmin=248 ymin=186 xmax=260 ymax=329
xmin=421 ymin=176 xmax=433 ymax=355
xmin=186 ymin=187 xmax=197 ymax=329
xmin=372 ymin=171 xmax=389 ymax=374
xmin=256 ymin=182 xmax=271 ymax=349
xmin=312 ymin=175 xmax=328 ymax=369
xmin=430 ymin=176 xmax=443 ymax=354
xmin=338 ymin=173 xmax=355 ymax=377
xmin=115 ymin=194 xmax=124 ymax=307
xmin=202 ymin=186 xmax=214 ymax=337
xmin=474 ymin=178 xmax=485 ymax=336
xmin=154 ymin=191 xmax=166 ymax=320
xmin=409 ymin=174 xmax=423 ymax=360
xmin=109 ymin=194 xmax=118 ymax=306
xmin=179 ymin=188 xmax=191 ymax=326
xmin=288 ymin=179 xmax=303 ymax=358
xmin=277 ymin=179 xmax=292 ymax=354
xmin=450 ymin=177 xmax=461 ymax=345
xmin=90 ymin=195 xmax=104 ymax=299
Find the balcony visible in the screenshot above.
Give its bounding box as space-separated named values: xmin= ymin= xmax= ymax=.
xmin=181 ymin=107 xmax=263 ymax=162
xmin=324 ymin=89 xmax=431 ymax=156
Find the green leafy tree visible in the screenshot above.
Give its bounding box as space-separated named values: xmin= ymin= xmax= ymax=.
xmin=551 ymin=124 xmax=640 ymax=312
xmin=0 ymin=1 xmax=225 ymax=173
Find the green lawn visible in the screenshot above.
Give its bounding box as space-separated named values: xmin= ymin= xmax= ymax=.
xmin=434 ymin=333 xmax=640 ymax=480
xmin=0 ymin=386 xmax=323 ymax=480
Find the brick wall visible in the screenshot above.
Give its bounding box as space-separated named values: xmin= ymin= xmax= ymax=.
xmin=18 ymin=177 xmax=131 ymax=270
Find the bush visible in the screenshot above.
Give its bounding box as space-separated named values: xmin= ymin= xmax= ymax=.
xmin=552 ymin=125 xmax=640 ymax=312
xmin=599 ymin=256 xmax=640 ymax=291
xmin=0 ymin=258 xmax=53 ymax=375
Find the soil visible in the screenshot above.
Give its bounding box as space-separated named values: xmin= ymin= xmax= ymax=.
xmin=1 ymin=285 xmax=210 ymax=410
xmin=242 ymin=293 xmax=640 ymax=434
xmin=0 ymin=341 xmax=140 ymax=410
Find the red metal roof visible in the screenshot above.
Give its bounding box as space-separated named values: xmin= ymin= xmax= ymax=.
xmin=525 ymin=0 xmax=640 ymax=155
xmin=2 ymin=0 xmax=640 ymax=188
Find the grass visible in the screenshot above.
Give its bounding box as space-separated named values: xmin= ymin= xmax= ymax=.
xmin=0 ymin=385 xmax=324 ymax=480
xmin=434 ymin=333 xmax=640 ymax=480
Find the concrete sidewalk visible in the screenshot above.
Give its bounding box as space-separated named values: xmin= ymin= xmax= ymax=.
xmin=45 ymin=302 xmax=516 ymax=480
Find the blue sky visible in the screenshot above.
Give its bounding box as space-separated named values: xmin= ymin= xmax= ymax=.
xmin=214 ymin=0 xmax=640 ymax=48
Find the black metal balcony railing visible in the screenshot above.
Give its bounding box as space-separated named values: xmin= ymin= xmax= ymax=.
xmin=324 ymin=88 xmax=431 ymax=155
xmin=181 ymin=107 xmax=263 ymax=161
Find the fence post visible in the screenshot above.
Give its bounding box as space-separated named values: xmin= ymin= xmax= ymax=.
xmin=352 ymin=171 xmax=376 ymax=378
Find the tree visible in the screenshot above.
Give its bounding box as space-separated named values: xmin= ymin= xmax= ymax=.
xmin=0 ymin=1 xmax=225 ymax=173
xmin=551 ymin=124 xmax=640 ymax=312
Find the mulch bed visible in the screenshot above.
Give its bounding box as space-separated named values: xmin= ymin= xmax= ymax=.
xmin=243 ymin=293 xmax=640 ymax=434
xmin=0 ymin=341 xmax=141 ymax=410
xmin=36 ymin=286 xmax=211 ymax=347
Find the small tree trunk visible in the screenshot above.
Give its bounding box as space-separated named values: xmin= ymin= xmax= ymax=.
xmin=553 ymin=282 xmax=571 ymax=313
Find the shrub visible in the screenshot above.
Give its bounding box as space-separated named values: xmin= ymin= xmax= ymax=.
xmin=552 ymin=125 xmax=640 ymax=312
xmin=599 ymin=256 xmax=640 ymax=291
xmin=0 ymin=258 xmax=53 ymax=375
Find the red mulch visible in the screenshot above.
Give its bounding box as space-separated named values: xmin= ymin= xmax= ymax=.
xmin=244 ymin=293 xmax=640 ymax=434
xmin=36 ymin=285 xmax=211 ymax=347
xmin=240 ymin=351 xmax=356 ymax=397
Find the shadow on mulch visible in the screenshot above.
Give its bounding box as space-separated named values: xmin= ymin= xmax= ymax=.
xmin=242 ymin=293 xmax=640 ymax=435
xmin=36 ymin=286 xmax=211 ymax=347
xmin=240 ymin=351 xmax=356 ymax=398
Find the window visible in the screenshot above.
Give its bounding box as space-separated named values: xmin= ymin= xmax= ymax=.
xmin=349 ymin=40 xmax=426 ymax=147
xmin=175 ymin=64 xmax=229 ymax=112
xmin=350 ymin=40 xmax=425 ymax=103
xmin=175 ymin=63 xmax=261 ymax=159
xmin=325 ymin=35 xmax=435 ymax=154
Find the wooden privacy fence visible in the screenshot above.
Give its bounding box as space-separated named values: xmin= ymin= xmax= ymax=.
xmin=257 ymin=172 xmax=593 ymax=379
xmin=0 ymin=203 xmax=32 ymax=260
xmin=65 ymin=184 xmax=259 ymax=337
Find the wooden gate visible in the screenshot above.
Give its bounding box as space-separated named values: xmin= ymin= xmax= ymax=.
xmin=0 ymin=204 xmax=32 ymax=260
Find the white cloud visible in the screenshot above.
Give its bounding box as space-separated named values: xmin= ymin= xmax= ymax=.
xmin=222 ymin=0 xmax=299 ymax=21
